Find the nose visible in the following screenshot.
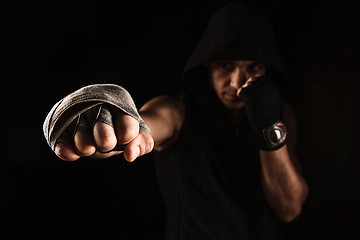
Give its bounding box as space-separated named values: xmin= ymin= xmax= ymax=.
xmin=230 ymin=68 xmax=246 ymax=90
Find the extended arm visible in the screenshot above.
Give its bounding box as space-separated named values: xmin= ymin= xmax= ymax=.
xmin=46 ymin=84 xmax=184 ymax=162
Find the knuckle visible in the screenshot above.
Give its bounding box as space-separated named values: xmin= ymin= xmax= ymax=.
xmin=117 ymin=124 xmax=139 ymax=142
xmin=74 ymin=133 xmax=96 ymax=156
xmin=136 ymin=135 xmax=153 ymax=158
xmin=94 ymin=122 xmax=117 ymax=151
xmin=55 ymin=144 xmax=79 ymax=161
xmin=140 ymin=139 xmax=148 ymax=155
xmin=55 ymin=147 xmax=66 ymax=160
xmin=137 ymin=144 xmax=144 ymax=157
xmin=115 ymin=119 xmax=139 ymax=144
xmin=144 ymin=134 xmax=154 ymax=152
xmin=75 ymin=143 xmax=96 ymax=156
xmin=95 ymin=134 xmax=117 ymax=152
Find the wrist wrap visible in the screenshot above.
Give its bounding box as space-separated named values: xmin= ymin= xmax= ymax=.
xmin=240 ymin=76 xmax=286 ymax=150
xmin=261 ymin=121 xmax=287 ymax=150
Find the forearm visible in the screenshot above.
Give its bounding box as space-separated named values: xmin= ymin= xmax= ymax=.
xmin=140 ymin=110 xmax=173 ymax=150
xmin=139 ymin=96 xmax=185 ymax=151
xmin=260 ymin=145 xmax=308 ymax=222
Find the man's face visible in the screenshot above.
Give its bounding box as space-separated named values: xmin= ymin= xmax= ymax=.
xmin=206 ymin=60 xmax=265 ymax=109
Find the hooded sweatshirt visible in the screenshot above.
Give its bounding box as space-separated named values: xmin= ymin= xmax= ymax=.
xmin=182 ymin=1 xmax=287 ymax=103
xmin=153 ymin=2 xmax=286 ymax=240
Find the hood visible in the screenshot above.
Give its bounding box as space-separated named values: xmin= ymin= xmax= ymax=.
xmin=181 ymin=2 xmax=288 ymax=101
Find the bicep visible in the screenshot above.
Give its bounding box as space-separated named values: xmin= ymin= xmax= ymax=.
xmin=140 ymin=96 xmax=185 ymax=151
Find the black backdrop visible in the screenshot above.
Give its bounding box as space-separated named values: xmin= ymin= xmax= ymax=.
xmin=2 ymin=0 xmax=359 ymax=239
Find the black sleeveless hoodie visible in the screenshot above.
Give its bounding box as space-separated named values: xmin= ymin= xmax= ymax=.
xmin=153 ymin=2 xmax=287 ymax=240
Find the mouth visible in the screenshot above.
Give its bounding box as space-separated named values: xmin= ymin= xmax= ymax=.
xmin=223 ymin=90 xmax=241 ymax=102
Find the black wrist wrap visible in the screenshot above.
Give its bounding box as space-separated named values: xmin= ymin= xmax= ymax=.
xmin=261 ymin=121 xmax=287 ymax=150
xmin=240 ymin=76 xmax=287 ymax=151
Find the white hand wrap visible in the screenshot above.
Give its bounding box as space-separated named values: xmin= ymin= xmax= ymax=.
xmin=43 ymin=84 xmax=150 ymax=151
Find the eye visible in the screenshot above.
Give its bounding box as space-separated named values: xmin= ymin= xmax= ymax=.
xmin=248 ymin=63 xmax=265 ymax=74
xmin=218 ymin=61 xmax=234 ymax=70
xmin=249 ymin=63 xmax=259 ymax=70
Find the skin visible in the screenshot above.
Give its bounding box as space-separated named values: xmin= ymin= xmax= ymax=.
xmin=55 ymin=60 xmax=308 ymax=222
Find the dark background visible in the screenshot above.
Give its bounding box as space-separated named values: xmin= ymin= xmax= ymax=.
xmin=1 ymin=0 xmax=359 ymax=239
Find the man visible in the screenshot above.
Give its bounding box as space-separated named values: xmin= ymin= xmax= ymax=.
xmin=44 ymin=2 xmax=308 ymax=239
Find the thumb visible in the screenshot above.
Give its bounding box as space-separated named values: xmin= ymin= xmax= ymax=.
xmin=123 ymin=131 xmax=154 ymax=162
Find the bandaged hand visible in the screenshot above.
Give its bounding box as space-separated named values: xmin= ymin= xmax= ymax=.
xmin=240 ymin=76 xmax=287 ymax=150
xmin=43 ymin=84 xmax=154 ymax=162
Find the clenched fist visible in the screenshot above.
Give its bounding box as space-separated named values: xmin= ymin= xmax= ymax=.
xmin=55 ymin=105 xmax=154 ymax=162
